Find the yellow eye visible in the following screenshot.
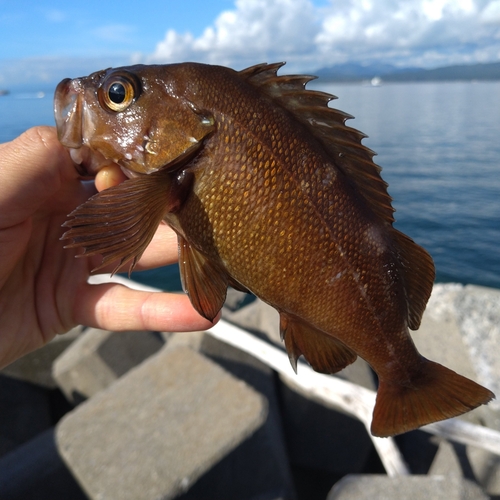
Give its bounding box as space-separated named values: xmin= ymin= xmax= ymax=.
xmin=99 ymin=72 xmax=141 ymax=112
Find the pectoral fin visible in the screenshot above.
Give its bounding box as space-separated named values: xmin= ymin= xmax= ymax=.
xmin=280 ymin=313 xmax=357 ymax=374
xmin=178 ymin=236 xmax=228 ymax=321
xmin=62 ymin=170 xmax=172 ymax=274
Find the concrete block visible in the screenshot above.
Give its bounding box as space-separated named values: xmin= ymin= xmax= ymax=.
xmin=429 ymin=439 xmax=489 ymax=499
xmin=348 ymin=437 xmax=489 ymax=500
xmin=52 ymin=327 xmax=164 ymax=403
xmin=1 ymin=326 xmax=83 ymax=389
xmin=56 ymin=346 xmax=267 ymax=500
xmin=414 ymin=285 xmax=482 ymax=426
xmin=467 ymin=446 xmax=500 ymax=497
xmin=164 ymin=330 xmax=206 ymax=351
xmin=221 ymin=291 xmax=376 ymax=480
xmin=0 ymin=375 xmax=52 ymax=458
xmin=455 ymin=284 xmax=500 ymax=424
xmin=167 ymin=332 xmax=296 ymax=499
xmin=0 ymin=428 xmax=87 ymax=500
xmin=223 ymin=297 xmax=281 ymax=346
xmin=428 ymin=439 xmax=462 ymax=477
xmin=278 ymin=380 xmax=373 ymax=477
xmin=417 ymin=283 xmax=499 ymax=426
xmin=394 ymin=430 xmax=439 ymax=474
xmin=415 ymin=288 xmax=478 ymax=382
xmin=327 ymin=474 xmax=463 ymax=500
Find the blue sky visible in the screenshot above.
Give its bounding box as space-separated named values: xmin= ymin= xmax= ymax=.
xmin=1 ymin=0 xmax=500 ymax=87
xmin=0 ymin=0 xmax=237 ymax=59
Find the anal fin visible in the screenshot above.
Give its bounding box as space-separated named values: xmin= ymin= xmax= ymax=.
xmin=280 ymin=313 xmax=357 ymax=374
xmin=178 ymin=236 xmax=228 ymax=321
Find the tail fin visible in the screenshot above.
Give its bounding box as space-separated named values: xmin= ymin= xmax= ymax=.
xmin=371 ymin=359 xmax=495 ymax=437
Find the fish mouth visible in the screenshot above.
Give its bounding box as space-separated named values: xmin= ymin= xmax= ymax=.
xmin=67 ymin=145 xmax=137 ymax=179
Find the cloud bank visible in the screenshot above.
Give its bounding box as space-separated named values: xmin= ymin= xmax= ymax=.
xmin=147 ymin=0 xmax=500 ymax=71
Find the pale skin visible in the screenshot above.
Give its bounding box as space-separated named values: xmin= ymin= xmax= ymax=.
xmin=0 ymin=126 xmax=217 ymax=369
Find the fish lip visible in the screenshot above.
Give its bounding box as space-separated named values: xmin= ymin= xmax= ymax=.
xmin=54 ymin=78 xmax=85 ymax=149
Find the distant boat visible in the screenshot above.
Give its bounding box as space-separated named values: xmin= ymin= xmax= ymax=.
xmin=14 ymin=91 xmax=46 ymax=99
xmin=0 ymin=89 xmax=9 ymax=96
xmin=370 ymin=76 xmax=382 ymax=87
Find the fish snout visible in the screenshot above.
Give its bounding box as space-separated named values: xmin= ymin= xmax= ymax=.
xmin=54 ymin=78 xmax=84 ymax=149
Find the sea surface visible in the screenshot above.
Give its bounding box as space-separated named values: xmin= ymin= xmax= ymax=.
xmin=1 ymin=80 xmax=499 ymax=290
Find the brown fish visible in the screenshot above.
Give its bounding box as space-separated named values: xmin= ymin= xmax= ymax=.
xmin=54 ymin=62 xmax=494 ymax=436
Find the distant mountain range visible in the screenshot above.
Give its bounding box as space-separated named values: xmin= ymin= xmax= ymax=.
xmin=314 ymin=61 xmax=500 ymax=82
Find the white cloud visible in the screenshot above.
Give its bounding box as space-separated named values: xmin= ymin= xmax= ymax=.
xmin=481 ymin=0 xmax=500 ymax=23
xmin=148 ymin=0 xmax=500 ymax=71
xmin=149 ymin=0 xmax=319 ymax=70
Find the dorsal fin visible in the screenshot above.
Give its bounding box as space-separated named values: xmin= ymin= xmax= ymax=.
xmin=239 ymin=63 xmax=436 ymax=330
xmin=239 ymin=62 xmax=395 ymax=224
xmin=393 ymin=229 xmax=435 ymax=330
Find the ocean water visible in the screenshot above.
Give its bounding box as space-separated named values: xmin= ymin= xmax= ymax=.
xmin=1 ymin=80 xmax=499 ymax=290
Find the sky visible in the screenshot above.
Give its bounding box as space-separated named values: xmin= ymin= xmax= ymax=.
xmin=1 ymin=0 xmax=500 ymax=87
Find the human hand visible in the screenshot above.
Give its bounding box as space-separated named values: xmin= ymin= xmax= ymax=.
xmin=0 ymin=126 xmax=216 ymax=369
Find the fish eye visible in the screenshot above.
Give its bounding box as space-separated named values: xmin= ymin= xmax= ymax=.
xmin=99 ymin=71 xmax=141 ymax=112
xmin=109 ymin=82 xmax=127 ymax=104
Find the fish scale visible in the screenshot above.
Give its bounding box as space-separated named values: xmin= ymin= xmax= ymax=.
xmin=55 ymin=61 xmax=494 ymax=436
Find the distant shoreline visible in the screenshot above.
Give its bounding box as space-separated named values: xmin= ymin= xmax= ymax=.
xmin=315 ymin=61 xmax=500 ymax=83
xmin=316 ymin=78 xmax=500 ymax=85
xmin=318 ymin=75 xmax=500 ymax=84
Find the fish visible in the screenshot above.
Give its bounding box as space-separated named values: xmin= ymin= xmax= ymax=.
xmin=54 ymin=62 xmax=494 ymax=437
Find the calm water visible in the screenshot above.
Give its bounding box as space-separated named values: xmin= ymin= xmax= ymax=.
xmin=1 ymin=80 xmax=499 ymax=289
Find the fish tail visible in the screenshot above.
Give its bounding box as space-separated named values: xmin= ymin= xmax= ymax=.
xmin=371 ymin=358 xmax=495 ymax=437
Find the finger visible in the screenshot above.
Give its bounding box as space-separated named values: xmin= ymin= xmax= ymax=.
xmin=73 ymin=281 xmax=218 ymax=333
xmin=95 ymin=164 xmax=128 ymax=191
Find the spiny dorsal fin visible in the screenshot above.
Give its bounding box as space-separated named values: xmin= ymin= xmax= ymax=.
xmin=239 ymin=62 xmax=395 ymax=224
xmin=240 ymin=63 xmax=435 ymax=330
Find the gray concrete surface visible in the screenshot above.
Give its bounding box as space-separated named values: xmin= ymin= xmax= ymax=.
xmin=56 ymin=346 xmax=268 ymax=500
xmin=52 ymin=327 xmax=164 ymax=403
xmin=1 ymin=326 xmax=82 ymax=388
